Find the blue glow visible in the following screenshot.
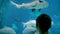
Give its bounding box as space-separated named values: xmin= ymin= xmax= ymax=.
xmin=0 ymin=0 xmax=60 ymax=34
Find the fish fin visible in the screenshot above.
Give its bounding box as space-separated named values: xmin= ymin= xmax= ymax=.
xmin=39 ymin=0 xmax=43 ymax=3
xmin=10 ymin=1 xmax=21 ymax=8
xmin=32 ymin=9 xmax=35 ymax=12
xmin=22 ymin=22 xmax=25 ymax=27
xmin=39 ymin=9 xmax=41 ymax=11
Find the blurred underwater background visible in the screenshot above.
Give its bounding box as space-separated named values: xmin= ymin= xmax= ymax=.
xmin=0 ymin=0 xmax=60 ymax=34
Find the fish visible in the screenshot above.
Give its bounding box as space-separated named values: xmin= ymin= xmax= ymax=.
xmin=22 ymin=20 xmax=36 ymax=34
xmin=10 ymin=0 xmax=48 ymax=12
xmin=22 ymin=20 xmax=36 ymax=28
xmin=0 ymin=27 xmax=16 ymax=34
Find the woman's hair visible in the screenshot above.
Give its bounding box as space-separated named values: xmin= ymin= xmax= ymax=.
xmin=36 ymin=14 xmax=51 ymax=32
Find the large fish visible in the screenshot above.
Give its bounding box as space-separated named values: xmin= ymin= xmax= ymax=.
xmin=22 ymin=20 xmax=36 ymax=34
xmin=0 ymin=27 xmax=16 ymax=34
xmin=10 ymin=0 xmax=48 ymax=12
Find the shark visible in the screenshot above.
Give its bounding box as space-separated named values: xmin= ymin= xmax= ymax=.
xmin=10 ymin=0 xmax=48 ymax=12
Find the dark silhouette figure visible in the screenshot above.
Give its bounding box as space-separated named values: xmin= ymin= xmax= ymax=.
xmin=36 ymin=14 xmax=51 ymax=34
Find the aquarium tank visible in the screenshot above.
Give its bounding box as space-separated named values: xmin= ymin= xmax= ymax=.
xmin=0 ymin=0 xmax=60 ymax=34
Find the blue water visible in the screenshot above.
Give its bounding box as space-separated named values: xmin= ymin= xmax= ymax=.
xmin=0 ymin=0 xmax=60 ymax=34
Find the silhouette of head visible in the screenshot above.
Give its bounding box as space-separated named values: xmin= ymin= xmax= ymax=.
xmin=36 ymin=14 xmax=51 ymax=32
